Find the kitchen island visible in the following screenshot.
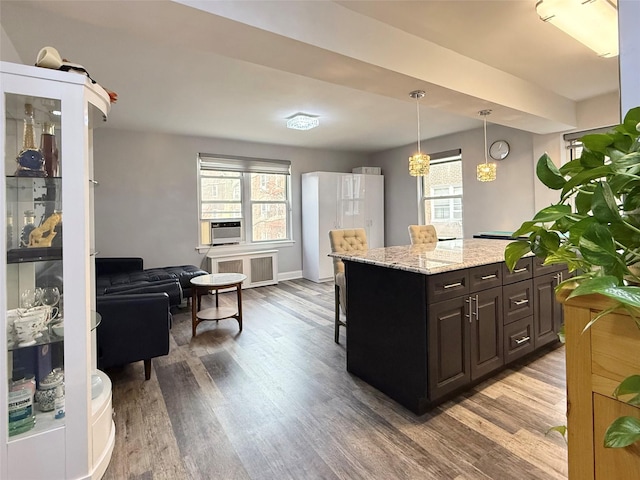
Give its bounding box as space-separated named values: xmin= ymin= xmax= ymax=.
xmin=330 ymin=239 xmax=567 ymax=415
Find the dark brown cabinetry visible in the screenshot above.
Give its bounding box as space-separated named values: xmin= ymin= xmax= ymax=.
xmin=428 ymin=266 xmax=503 ymax=402
xmin=533 ymin=268 xmax=567 ymax=348
xmin=345 ymin=255 xmax=564 ymax=415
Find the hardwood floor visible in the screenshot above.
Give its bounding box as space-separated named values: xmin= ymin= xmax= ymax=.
xmin=102 ymin=279 xmax=568 ymax=480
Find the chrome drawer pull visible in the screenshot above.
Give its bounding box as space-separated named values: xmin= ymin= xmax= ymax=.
xmin=514 ymin=299 xmax=529 ymax=306
xmin=443 ymin=282 xmax=462 ymax=289
xmin=465 ymin=298 xmax=471 ymax=322
xmin=481 ymin=274 xmax=497 ymax=280
xmin=513 ymin=267 xmax=528 ymax=273
xmin=515 ymin=336 xmax=530 ymax=345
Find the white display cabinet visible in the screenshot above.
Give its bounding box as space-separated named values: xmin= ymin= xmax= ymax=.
xmin=1 ymin=62 xmax=114 ymax=479
xmin=302 ymin=172 xmax=384 ymax=282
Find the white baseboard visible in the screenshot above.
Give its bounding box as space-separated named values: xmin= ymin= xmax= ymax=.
xmin=278 ymin=270 xmax=302 ymax=281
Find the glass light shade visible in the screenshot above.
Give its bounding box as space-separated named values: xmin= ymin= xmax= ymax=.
xmin=477 ymin=162 xmax=497 ymax=182
xmin=286 ymin=114 xmax=319 ymax=130
xmin=536 ymin=0 xmax=618 ymax=58
xmin=409 ymin=153 xmax=430 ymax=176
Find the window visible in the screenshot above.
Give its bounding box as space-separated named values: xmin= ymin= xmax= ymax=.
xmin=198 ymin=154 xmax=291 ymax=244
xmin=419 ymin=150 xmax=463 ymax=239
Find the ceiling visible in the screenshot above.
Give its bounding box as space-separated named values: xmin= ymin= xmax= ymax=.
xmin=0 ymin=0 xmax=620 ymax=153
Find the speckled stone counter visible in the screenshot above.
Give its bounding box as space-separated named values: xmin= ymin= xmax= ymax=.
xmin=329 ymin=238 xmax=514 ymax=275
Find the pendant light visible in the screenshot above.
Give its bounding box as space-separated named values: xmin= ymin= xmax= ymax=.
xmin=477 ymin=109 xmax=497 ymax=182
xmin=408 ymin=90 xmax=430 ymax=176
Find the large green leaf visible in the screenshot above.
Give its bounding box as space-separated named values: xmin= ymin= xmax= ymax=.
xmin=504 ymin=241 xmax=531 ymax=271
xmin=531 ymin=230 xmax=560 ymax=257
xmin=621 ymin=106 xmax=640 ymax=136
xmin=608 ymin=172 xmax=640 ymax=195
xmin=579 ymin=223 xmax=619 ymax=267
xmin=559 ymin=158 xmax=583 ymax=176
xmin=512 ymin=221 xmax=538 ymax=238
xmin=532 ymin=204 xmax=572 ymax=222
xmin=561 ymin=165 xmax=613 ymax=197
xmin=608 ymin=221 xmax=640 ymax=249
xmin=568 ymin=217 xmax=598 ymax=245
xmin=592 ymin=182 xmax=621 ymax=223
xmin=624 ymin=186 xmax=640 ymax=212
xmin=567 ymin=275 xmax=619 ymax=298
xmin=536 ymin=154 xmax=566 ymax=190
xmin=580 ymin=149 xmax=605 ymax=168
xmin=582 ymin=134 xmax=614 ymax=154
xmin=552 ymin=215 xmax=576 ymax=233
xmin=604 ymin=416 xmax=640 ymax=448
xmin=568 ymin=278 xmax=640 ymax=309
xmin=575 ymin=189 xmax=593 ymax=214
xmin=613 ymin=375 xmax=640 ymax=406
xmin=611 ymin=151 xmax=640 ymax=170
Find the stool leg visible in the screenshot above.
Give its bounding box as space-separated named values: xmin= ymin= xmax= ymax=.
xmin=334 ymin=284 xmax=341 ymax=344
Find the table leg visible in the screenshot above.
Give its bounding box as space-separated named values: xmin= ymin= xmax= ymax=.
xmin=236 ymin=283 xmax=243 ymax=331
xmin=191 ymin=287 xmax=198 ymax=337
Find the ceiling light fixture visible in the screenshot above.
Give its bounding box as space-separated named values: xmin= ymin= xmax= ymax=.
xmin=477 ymin=109 xmax=497 ymax=182
xmin=286 ymin=113 xmax=319 ymax=131
xmin=408 ymin=90 xmax=430 ymax=177
xmin=535 ymin=0 xmax=618 ymax=58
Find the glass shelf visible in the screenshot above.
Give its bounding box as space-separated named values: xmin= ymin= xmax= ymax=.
xmin=7 ymin=247 xmax=62 ymax=263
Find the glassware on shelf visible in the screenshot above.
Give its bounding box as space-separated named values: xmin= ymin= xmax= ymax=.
xmin=40 ymin=286 xmax=60 ymax=312
xmin=20 ymin=288 xmax=43 ymax=309
xmin=40 ymin=122 xmax=59 ymax=178
xmin=15 ymin=103 xmax=46 ymax=177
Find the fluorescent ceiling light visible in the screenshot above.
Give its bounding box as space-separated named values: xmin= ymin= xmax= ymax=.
xmin=286 ymin=113 xmax=319 ymax=131
xmin=536 ymin=0 xmax=619 ymax=58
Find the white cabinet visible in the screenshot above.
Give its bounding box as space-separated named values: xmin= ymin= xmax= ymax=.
xmin=1 ymin=62 xmax=114 ymax=479
xmin=302 ymin=172 xmax=384 ymax=282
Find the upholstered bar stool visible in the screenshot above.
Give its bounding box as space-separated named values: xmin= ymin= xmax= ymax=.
xmin=328 ymin=228 xmax=368 ymax=344
xmin=408 ymin=224 xmax=438 ymax=245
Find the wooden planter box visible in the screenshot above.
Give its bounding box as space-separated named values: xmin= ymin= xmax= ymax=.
xmin=562 ymin=293 xmax=640 ymax=479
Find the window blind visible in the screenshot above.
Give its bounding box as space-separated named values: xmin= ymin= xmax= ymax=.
xmin=199 ymin=154 xmax=291 ymax=175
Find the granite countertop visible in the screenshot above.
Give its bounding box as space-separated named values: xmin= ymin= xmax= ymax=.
xmin=329 ymin=238 xmax=520 ymax=275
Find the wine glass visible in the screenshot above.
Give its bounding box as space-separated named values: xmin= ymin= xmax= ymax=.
xmin=41 ymin=286 xmax=61 ymax=321
xmin=20 ymin=288 xmax=42 ymax=310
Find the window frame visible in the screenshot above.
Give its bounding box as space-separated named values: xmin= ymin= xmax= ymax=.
xmin=197 ymin=154 xmax=292 ymax=246
xmin=417 ymin=149 xmax=463 ymax=238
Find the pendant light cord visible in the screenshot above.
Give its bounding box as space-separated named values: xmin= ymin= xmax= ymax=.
xmin=416 ymin=98 xmax=421 ymax=155
xmin=479 ymin=109 xmax=492 ymax=165
xmin=483 ymin=114 xmax=488 ymax=165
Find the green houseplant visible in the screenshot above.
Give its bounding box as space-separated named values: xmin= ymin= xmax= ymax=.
xmin=505 ymin=106 xmax=640 ymax=449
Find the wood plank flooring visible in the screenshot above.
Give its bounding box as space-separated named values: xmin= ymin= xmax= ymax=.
xmin=102 ymin=279 xmax=568 ymax=480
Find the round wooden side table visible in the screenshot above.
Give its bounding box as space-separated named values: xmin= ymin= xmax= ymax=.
xmin=190 ymin=273 xmax=247 ymax=337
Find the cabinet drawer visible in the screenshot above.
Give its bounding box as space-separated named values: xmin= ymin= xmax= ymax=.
xmin=503 ymin=279 xmax=533 ymax=325
xmin=504 ymin=316 xmax=535 ymax=364
xmin=533 ymin=256 xmax=566 ymax=276
xmin=427 ymin=270 xmax=469 ymax=303
xmin=502 ymin=257 xmax=533 ymax=284
xmin=469 ymin=263 xmax=502 ymax=292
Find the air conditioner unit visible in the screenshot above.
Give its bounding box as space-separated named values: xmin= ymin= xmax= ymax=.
xmin=210 ymin=220 xmax=242 ymax=245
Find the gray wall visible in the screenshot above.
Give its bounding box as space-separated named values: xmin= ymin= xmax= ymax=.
xmin=93 ymin=128 xmax=367 ymax=273
xmin=370 ymin=125 xmax=539 ymax=247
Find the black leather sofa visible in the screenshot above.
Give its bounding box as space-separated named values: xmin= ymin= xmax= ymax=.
xmin=96 ymin=293 xmax=171 ymax=380
xmin=95 ymin=257 xmax=208 ymax=307
xmin=93 ymin=257 xmax=207 ymax=379
xmin=36 ymin=257 xmax=208 ymax=380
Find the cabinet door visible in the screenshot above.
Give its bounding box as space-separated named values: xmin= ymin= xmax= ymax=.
xmin=428 ymin=296 xmax=470 ymax=401
xmin=533 ymin=272 xmax=563 ymax=348
xmin=470 ymin=286 xmax=503 ymax=380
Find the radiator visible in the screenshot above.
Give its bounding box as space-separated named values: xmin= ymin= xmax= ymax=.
xmin=208 ymin=250 xmax=278 ymax=288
